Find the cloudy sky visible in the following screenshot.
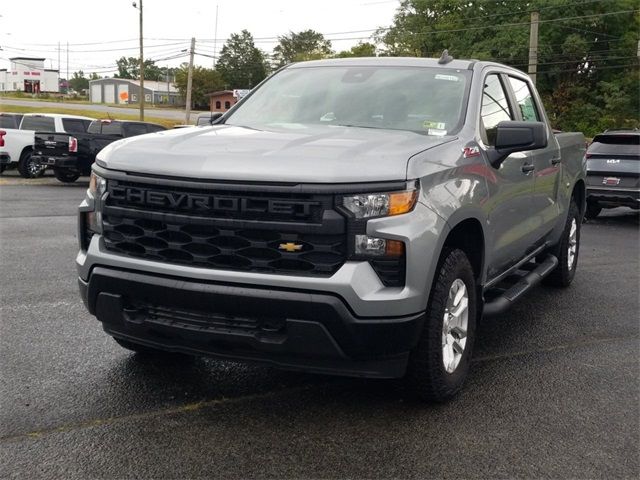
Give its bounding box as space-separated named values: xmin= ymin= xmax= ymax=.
xmin=0 ymin=0 xmax=399 ymax=77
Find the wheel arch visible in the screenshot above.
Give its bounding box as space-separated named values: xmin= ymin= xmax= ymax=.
xmin=19 ymin=145 xmax=33 ymax=161
xmin=441 ymin=216 xmax=486 ymax=285
xmin=572 ymin=179 xmax=586 ymax=217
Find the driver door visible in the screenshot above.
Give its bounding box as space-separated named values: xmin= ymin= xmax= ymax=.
xmin=481 ymin=73 xmax=537 ymax=279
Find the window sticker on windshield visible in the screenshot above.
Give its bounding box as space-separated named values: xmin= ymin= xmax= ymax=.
xmin=435 ymin=74 xmax=460 ymax=82
xmin=423 ymin=120 xmax=446 ymax=130
xmin=428 ymin=128 xmax=448 ymax=136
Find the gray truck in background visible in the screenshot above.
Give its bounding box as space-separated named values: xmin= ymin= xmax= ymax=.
xmin=77 ymin=57 xmax=586 ymax=401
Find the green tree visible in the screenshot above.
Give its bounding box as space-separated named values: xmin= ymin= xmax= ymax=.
xmin=377 ymin=0 xmax=640 ymax=136
xmin=272 ymin=30 xmax=334 ymax=67
xmin=114 ymin=56 xmax=164 ymax=81
xmin=216 ymin=30 xmax=269 ymax=89
xmin=69 ymin=70 xmax=89 ymax=92
xmin=174 ymin=64 xmax=225 ymax=109
xmin=335 ymin=42 xmax=377 ymax=58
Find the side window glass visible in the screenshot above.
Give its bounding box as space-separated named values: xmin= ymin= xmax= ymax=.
xmin=480 ymin=74 xmax=513 ymax=146
xmin=62 ymin=119 xmax=85 ymax=133
xmin=508 ymin=76 xmax=540 ymax=122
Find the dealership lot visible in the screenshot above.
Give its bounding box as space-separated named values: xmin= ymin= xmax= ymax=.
xmin=0 ymin=175 xmax=638 ymax=479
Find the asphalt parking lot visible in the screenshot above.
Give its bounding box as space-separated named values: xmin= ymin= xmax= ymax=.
xmin=1 ymin=172 xmax=638 ymax=479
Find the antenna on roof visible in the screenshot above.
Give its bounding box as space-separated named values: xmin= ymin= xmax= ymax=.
xmin=438 ymin=49 xmax=454 ymax=65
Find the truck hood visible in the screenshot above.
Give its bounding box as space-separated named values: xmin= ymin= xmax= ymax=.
xmin=98 ymin=124 xmax=455 ymax=183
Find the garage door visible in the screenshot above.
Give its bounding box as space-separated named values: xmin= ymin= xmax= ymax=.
xmin=117 ymin=84 xmax=129 ymax=104
xmin=104 ymin=84 xmax=115 ymax=104
xmin=90 ymin=84 xmax=102 ymax=103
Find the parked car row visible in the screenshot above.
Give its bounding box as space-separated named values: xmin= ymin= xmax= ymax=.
xmin=0 ymin=112 xmax=166 ymax=183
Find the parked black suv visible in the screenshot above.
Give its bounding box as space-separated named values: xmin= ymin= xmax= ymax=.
xmin=585 ymin=129 xmax=640 ymax=218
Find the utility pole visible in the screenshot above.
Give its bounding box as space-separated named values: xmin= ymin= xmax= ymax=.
xmin=134 ymin=0 xmax=145 ymax=120
xmin=528 ymin=11 xmax=539 ymax=86
xmin=185 ymin=37 xmax=195 ymax=124
xmin=66 ymin=41 xmax=69 ymax=94
xmin=57 ymin=41 xmax=60 ymax=94
xmin=166 ymin=67 xmax=170 ymax=105
xmin=213 ymin=4 xmax=219 ymax=68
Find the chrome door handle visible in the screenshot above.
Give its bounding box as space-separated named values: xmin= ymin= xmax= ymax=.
xmin=521 ymin=163 xmax=535 ymax=173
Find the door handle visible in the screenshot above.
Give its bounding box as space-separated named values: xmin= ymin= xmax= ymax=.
xmin=521 ymin=163 xmax=535 ymax=173
xmin=551 ymin=157 xmax=561 ymax=165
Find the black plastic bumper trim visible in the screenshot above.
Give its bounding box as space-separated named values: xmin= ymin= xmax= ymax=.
xmin=79 ymin=267 xmax=425 ymax=378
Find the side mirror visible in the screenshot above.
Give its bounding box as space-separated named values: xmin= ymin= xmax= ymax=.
xmin=210 ymin=112 xmax=223 ymax=124
xmin=488 ymin=121 xmax=548 ymax=167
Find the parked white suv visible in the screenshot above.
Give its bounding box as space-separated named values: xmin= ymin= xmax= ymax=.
xmin=0 ymin=113 xmax=94 ymax=178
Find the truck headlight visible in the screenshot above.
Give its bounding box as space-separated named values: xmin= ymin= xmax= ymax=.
xmin=342 ymin=189 xmax=418 ymax=219
xmin=86 ymin=171 xmax=107 ymax=234
xmin=88 ymin=171 xmax=107 ymax=200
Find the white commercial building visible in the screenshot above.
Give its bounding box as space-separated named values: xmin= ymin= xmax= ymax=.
xmin=88 ymin=78 xmax=182 ymax=105
xmin=0 ymin=57 xmax=60 ymax=93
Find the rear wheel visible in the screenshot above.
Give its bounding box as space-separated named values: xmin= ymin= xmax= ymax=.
xmin=544 ymin=200 xmax=580 ymax=288
xmin=406 ymin=248 xmax=477 ymax=402
xmin=585 ymin=201 xmax=601 ymax=220
xmin=18 ymin=150 xmax=44 ymax=178
xmin=53 ymin=169 xmax=80 ymax=183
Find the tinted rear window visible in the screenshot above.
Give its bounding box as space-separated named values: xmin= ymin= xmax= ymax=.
xmin=592 ymin=134 xmax=639 ymax=145
xmin=62 ymin=118 xmax=89 ymax=133
xmin=0 ymin=115 xmax=19 ymax=128
xmin=589 ymin=134 xmax=640 ymax=157
xmin=101 ymin=122 xmax=124 ymax=136
xmin=146 ymin=124 xmax=166 ymax=133
xmin=21 ymin=116 xmax=55 ymax=131
xmin=124 ymin=123 xmax=149 ymax=136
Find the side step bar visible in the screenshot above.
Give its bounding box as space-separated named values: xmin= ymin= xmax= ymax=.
xmin=483 ymin=255 xmax=558 ymax=317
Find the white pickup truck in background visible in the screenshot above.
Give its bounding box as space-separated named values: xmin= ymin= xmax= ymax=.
xmin=0 ymin=113 xmax=94 ymax=178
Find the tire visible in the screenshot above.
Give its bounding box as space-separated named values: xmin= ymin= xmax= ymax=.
xmin=17 ymin=150 xmax=44 ymax=178
xmin=585 ymin=201 xmax=601 ymax=220
xmin=53 ymin=169 xmax=80 ymax=183
xmin=0 ymin=164 xmax=6 ymax=174
xmin=114 ymin=337 xmax=190 ymax=359
xmin=543 ymin=200 xmax=581 ymax=288
xmin=406 ymin=248 xmax=477 ymax=402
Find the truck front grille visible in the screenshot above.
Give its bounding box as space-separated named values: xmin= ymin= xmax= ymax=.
xmin=102 ymin=180 xmax=347 ymax=277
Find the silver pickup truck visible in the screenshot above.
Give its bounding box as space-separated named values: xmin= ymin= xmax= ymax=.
xmin=77 ymin=57 xmax=586 ymax=401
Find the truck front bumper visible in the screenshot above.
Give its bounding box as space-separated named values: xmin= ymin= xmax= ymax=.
xmin=79 ymin=266 xmax=425 ymax=378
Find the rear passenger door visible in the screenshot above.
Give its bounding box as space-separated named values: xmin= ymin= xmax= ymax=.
xmin=506 ymin=75 xmax=560 ymax=244
xmin=481 ymin=73 xmax=536 ymax=278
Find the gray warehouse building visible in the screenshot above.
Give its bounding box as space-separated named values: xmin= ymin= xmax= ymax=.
xmin=89 ymin=78 xmax=182 ymax=105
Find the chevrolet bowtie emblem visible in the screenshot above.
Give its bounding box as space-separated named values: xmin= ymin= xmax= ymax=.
xmin=279 ymin=242 xmax=303 ymax=252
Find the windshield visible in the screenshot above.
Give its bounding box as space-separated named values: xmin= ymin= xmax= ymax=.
xmin=226 ymin=66 xmax=471 ymax=135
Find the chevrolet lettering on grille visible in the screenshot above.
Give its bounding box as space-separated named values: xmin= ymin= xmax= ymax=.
xmin=109 ymin=186 xmax=320 ymax=217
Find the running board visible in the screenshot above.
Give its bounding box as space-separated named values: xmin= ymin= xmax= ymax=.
xmin=483 ymin=255 xmax=558 ymax=317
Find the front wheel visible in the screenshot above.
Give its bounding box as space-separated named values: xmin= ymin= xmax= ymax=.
xmin=543 ymin=200 xmax=581 ymax=288
xmin=53 ymin=169 xmax=80 ymax=183
xmin=18 ymin=151 xmax=44 ymax=178
xmin=406 ymin=248 xmax=477 ymax=402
